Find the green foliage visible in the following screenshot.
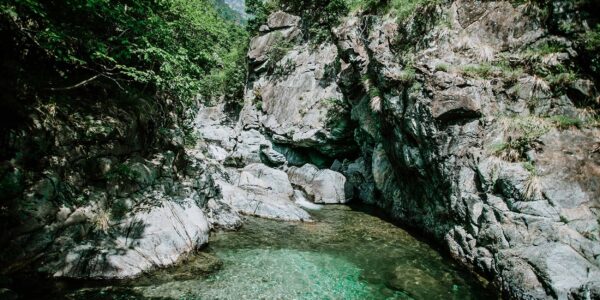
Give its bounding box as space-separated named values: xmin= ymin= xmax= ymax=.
xmin=459 ymin=61 xmax=524 ymax=82
xmin=275 ymin=0 xmax=349 ymax=43
xmin=246 ymin=0 xmax=277 ymax=33
xmin=434 ymin=63 xmax=449 ymax=72
xmin=524 ymin=41 xmax=568 ymax=58
xmin=347 ymin=0 xmax=441 ymax=21
xmin=273 ymin=58 xmax=297 ymax=79
xmin=105 ymin=164 xmax=142 ymax=182
xmin=522 ymin=161 xmax=537 ymax=175
xmin=548 ymin=115 xmax=583 ymax=129
xmin=546 ymin=71 xmax=578 ymax=94
xmin=266 ymin=33 xmax=295 ymax=74
xmin=580 ymin=24 xmax=600 ymax=76
xmin=493 ymin=116 xmax=550 ymax=162
xmin=398 ymin=66 xmax=417 ymax=84
xmin=461 ymin=64 xmax=494 ymax=78
xmin=0 ymin=0 xmax=249 ymax=115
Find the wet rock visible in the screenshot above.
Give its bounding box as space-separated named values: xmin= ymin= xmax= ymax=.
xmin=131 ymin=252 xmax=223 ymax=285
xmin=388 ymin=266 xmax=443 ymax=299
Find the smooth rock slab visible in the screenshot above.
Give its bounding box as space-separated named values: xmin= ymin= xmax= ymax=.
xmin=53 ymin=200 xmax=210 ymax=279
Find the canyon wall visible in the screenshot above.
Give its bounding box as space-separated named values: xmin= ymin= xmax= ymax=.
xmin=238 ymin=2 xmax=600 ymax=298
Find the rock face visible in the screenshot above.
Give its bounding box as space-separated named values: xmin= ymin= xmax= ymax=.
xmin=242 ymin=11 xmax=356 ymax=157
xmin=0 ymin=99 xmax=221 ymax=279
xmin=242 ymin=4 xmax=600 ymax=299
xmin=52 ymin=200 xmax=210 ymax=279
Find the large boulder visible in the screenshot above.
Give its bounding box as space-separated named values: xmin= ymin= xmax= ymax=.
xmin=51 ymin=200 xmax=210 ymax=279
xmin=248 ymin=11 xmax=301 ymax=64
xmin=287 ymin=164 xmax=348 ymax=204
xmin=218 ymin=164 xmax=311 ymax=221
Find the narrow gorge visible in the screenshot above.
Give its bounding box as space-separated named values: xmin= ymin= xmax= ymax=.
xmin=1 ymin=0 xmax=599 ymax=299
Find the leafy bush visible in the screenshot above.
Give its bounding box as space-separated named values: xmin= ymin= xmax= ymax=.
xmin=347 ymin=0 xmax=441 ymax=21
xmin=246 ymin=0 xmax=278 ymax=33
xmin=581 ymin=24 xmax=600 ymax=75
xmin=105 ymin=163 xmax=142 ymax=182
xmin=0 ymin=0 xmax=248 ymax=120
xmin=266 ymin=33 xmax=295 ymax=73
xmin=269 ymin=0 xmax=349 ymax=43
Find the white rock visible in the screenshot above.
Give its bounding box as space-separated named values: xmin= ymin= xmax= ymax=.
xmin=288 ymin=164 xmax=348 ymax=204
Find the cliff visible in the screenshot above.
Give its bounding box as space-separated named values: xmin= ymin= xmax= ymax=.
xmin=235 ymin=1 xmax=600 ymax=298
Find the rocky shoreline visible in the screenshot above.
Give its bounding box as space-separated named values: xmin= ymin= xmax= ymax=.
xmin=1 ymin=1 xmax=599 ymax=299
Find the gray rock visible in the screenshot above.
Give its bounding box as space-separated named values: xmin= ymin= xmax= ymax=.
xmin=260 ymin=144 xmax=287 ymax=166
xmin=225 ymin=129 xmax=271 ymax=166
xmin=259 ymin=25 xmax=270 ymax=32
xmin=267 ymin=11 xmax=300 ymax=29
xmin=224 ymin=6 xmax=600 ymax=299
xmin=431 ymin=87 xmax=483 ymax=122
xmin=287 ymin=164 xmax=348 ymax=204
xmin=52 ymin=200 xmax=210 ymax=279
xmin=218 ymin=164 xmax=311 ymax=222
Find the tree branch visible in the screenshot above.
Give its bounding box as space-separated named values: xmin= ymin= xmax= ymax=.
xmin=47 ymin=74 xmax=101 ymax=91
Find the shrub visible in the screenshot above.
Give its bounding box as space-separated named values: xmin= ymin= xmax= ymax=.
xmin=434 ymin=63 xmax=449 ymax=72
xmin=549 ymin=115 xmax=583 ymax=129
xmin=398 ymin=66 xmax=417 ymax=84
xmin=461 ymin=64 xmax=494 ymax=78
xmin=347 ymin=0 xmax=441 ymax=20
xmin=492 ymin=116 xmax=550 ymax=161
xmin=266 ymin=33 xmax=295 ymax=73
xmin=546 ymin=71 xmax=578 ymax=93
xmin=0 ymin=0 xmax=249 ymax=135
xmin=580 ymin=24 xmax=600 ymax=76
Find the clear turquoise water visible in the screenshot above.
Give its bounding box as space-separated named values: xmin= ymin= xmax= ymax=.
xmin=22 ymin=205 xmax=497 ymax=299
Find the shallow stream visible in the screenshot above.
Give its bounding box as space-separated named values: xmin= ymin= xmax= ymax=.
xmin=17 ymin=205 xmax=497 ymax=299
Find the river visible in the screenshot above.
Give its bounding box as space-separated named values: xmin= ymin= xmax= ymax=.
xmin=14 ymin=205 xmax=497 ymax=299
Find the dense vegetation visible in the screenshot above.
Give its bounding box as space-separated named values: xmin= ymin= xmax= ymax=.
xmin=0 ymin=0 xmax=248 ymax=136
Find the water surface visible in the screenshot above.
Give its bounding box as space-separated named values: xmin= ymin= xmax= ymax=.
xmin=20 ymin=205 xmax=497 ymax=299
